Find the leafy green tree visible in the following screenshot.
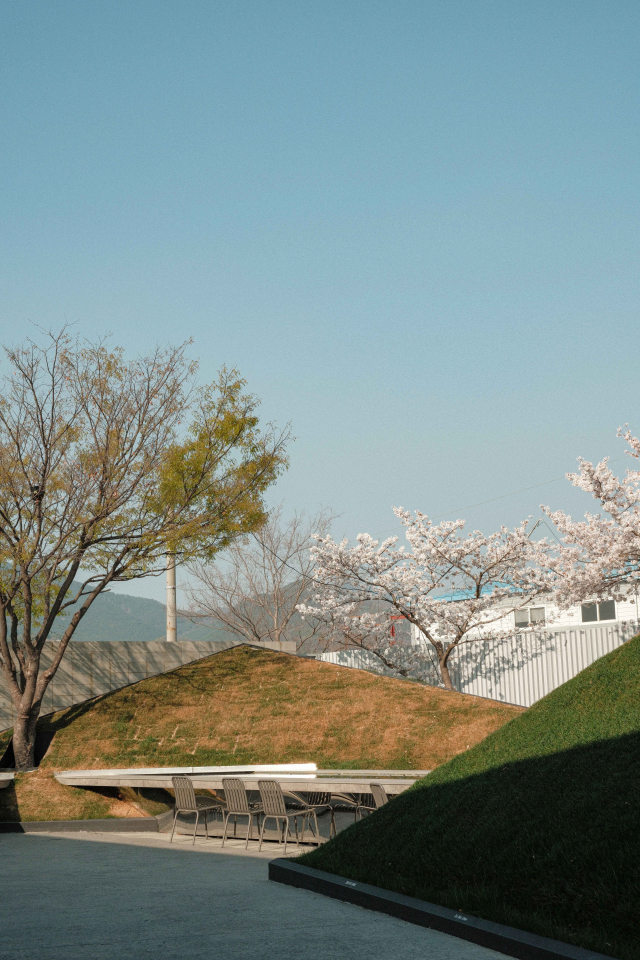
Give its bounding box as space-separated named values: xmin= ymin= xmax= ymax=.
xmin=0 ymin=330 xmax=289 ymax=769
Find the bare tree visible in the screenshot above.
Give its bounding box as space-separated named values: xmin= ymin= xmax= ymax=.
xmin=186 ymin=505 xmax=333 ymax=649
xmin=0 ymin=330 xmax=289 ymax=769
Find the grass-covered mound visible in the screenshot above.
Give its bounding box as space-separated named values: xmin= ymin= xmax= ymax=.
xmin=299 ymin=636 xmax=640 ymax=960
xmin=0 ymin=645 xmax=519 ymax=822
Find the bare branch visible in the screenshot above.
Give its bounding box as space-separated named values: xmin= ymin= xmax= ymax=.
xmin=185 ymin=505 xmax=334 ymax=649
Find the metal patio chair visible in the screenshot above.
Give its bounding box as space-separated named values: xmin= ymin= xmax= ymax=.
xmin=301 ymin=791 xmax=335 ymax=840
xmin=355 ymin=782 xmax=390 ymax=820
xmin=285 ymin=790 xmax=332 ymax=842
xmin=331 ymin=793 xmax=362 ymax=823
xmin=221 ymin=778 xmax=263 ymax=848
xmin=170 ymin=776 xmax=223 ymax=844
xmin=258 ymin=780 xmax=315 ymax=855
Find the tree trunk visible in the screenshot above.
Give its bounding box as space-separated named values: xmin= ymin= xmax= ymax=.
xmin=12 ymin=710 xmax=39 ymax=771
xmin=439 ymin=657 xmax=454 ymax=690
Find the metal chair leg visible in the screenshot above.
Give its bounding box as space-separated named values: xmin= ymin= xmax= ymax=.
xmin=258 ymin=814 xmax=269 ymax=851
xmin=221 ymin=812 xmax=230 ymax=847
xmin=170 ymin=808 xmax=178 ymax=843
xmin=193 ymin=811 xmax=199 ymax=845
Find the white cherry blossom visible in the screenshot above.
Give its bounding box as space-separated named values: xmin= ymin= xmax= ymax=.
xmin=299 ymin=508 xmax=549 ymax=689
xmin=543 ymin=426 xmax=640 ymax=607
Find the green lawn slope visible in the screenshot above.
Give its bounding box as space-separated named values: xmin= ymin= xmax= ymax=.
xmin=0 ymin=645 xmax=520 ymax=823
xmin=299 ymin=636 xmax=640 ymax=960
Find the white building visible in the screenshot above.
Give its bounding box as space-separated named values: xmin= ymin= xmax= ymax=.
xmin=478 ymin=590 xmax=638 ymax=637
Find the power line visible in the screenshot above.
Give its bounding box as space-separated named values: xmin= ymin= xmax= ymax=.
xmin=423 ymin=456 xmax=629 ymax=522
xmin=537 ymin=519 xmax=563 ymax=546
xmin=371 ymin=456 xmax=630 ymax=540
xmin=429 ymin=476 xmax=569 ymax=520
xmin=207 ymin=456 xmax=629 ymax=597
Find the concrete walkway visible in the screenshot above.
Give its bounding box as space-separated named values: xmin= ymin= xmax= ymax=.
xmin=0 ymin=832 xmax=505 ymax=960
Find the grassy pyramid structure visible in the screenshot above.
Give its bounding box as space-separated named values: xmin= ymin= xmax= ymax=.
xmin=299 ymin=636 xmax=640 ymax=960
xmin=0 ymin=645 xmax=519 ymax=822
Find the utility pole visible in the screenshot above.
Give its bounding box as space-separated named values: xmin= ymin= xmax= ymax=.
xmin=166 ymin=553 xmax=177 ymax=642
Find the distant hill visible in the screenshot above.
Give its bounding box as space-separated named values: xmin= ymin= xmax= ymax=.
xmin=49 ymin=585 xmax=235 ymax=644
xmin=46 ymin=580 xmax=410 ymax=649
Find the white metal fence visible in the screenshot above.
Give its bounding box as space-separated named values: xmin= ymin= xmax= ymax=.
xmin=319 ymin=620 xmax=640 ymax=707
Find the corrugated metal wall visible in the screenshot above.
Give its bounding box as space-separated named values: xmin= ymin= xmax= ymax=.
xmin=319 ymin=620 xmax=639 ymax=707
xmin=0 ymin=637 xmax=295 ymax=732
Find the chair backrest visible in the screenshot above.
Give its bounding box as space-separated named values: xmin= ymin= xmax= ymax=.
xmin=370 ymin=782 xmax=389 ymax=808
xmin=306 ymin=792 xmax=332 ymax=806
xmin=222 ymin=778 xmax=251 ymax=815
xmin=172 ymin=776 xmax=197 ymax=813
xmin=258 ymin=780 xmax=287 ymax=817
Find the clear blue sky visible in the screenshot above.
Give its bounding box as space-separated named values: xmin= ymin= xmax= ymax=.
xmin=2 ymin=1 xmax=639 ymax=602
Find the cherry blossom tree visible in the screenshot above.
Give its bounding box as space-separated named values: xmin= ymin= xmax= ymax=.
xmin=299 ymin=508 xmax=549 ymax=689
xmin=543 ymin=426 xmax=640 ymax=607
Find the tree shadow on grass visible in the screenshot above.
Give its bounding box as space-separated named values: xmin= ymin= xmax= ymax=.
xmin=0 ymin=696 xmax=111 ymax=769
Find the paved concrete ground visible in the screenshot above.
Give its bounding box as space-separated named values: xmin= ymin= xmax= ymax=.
xmin=0 ymin=831 xmax=505 ymax=960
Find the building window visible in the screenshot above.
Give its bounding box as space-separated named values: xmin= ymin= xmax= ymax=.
xmin=514 ymin=607 xmax=546 ymax=629
xmin=581 ymin=600 xmax=616 ymax=623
